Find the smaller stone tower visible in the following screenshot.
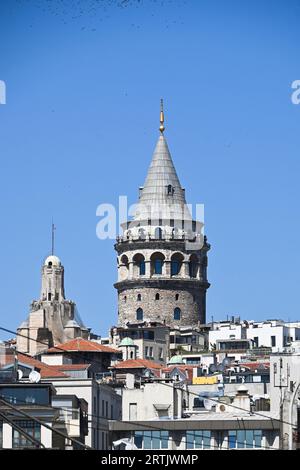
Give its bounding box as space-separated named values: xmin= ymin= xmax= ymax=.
xmin=17 ymin=255 xmax=89 ymax=356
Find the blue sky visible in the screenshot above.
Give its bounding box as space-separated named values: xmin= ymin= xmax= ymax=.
xmin=0 ymin=0 xmax=299 ymax=338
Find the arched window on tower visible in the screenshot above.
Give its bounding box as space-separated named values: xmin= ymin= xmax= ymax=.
xmin=154 ymin=227 xmax=163 ymax=240
xmin=136 ymin=308 xmax=143 ymax=321
xmin=155 ymin=293 xmax=160 ymax=300
xmin=120 ymin=255 xmax=129 ymax=280
xmin=133 ymin=253 xmax=146 ymax=277
xmin=48 ymin=261 xmax=52 ymax=267
xmin=150 ymin=252 xmax=165 ymax=275
xmin=189 ymin=254 xmax=198 ymax=278
xmin=171 ymin=253 xmax=184 ymax=276
xmin=175 ymin=294 xmax=179 ymax=301
xmin=174 ymin=307 xmax=181 ymax=321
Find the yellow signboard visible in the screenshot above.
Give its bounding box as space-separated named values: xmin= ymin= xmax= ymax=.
xmin=192 ymin=376 xmax=218 ymax=385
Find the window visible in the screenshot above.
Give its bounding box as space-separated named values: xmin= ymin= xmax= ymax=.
xmin=106 ymin=401 xmax=108 ymax=418
xmin=171 ymin=253 xmax=183 ymax=276
xmin=271 ymin=336 xmax=276 ymax=347
xmin=228 ymin=430 xmax=262 ymax=449
xmin=124 ymin=296 xmax=127 ymax=303
xmin=159 ymin=348 xmax=163 ymax=359
xmin=151 ymin=253 xmax=165 ymax=275
xmin=189 ymin=254 xmax=198 ymax=278
xmin=134 ymin=431 xmax=169 ymax=450
xmin=167 ymin=184 xmax=174 ymax=195
xmin=193 ymin=397 xmax=203 ymax=409
xmin=133 ymin=254 xmax=145 ymax=277
xmin=175 ymin=293 xmax=179 ymax=301
xmin=12 ymin=420 xmax=41 ymax=449
xmin=149 ymin=347 xmax=153 ymax=357
xmin=102 ymin=400 xmax=105 ymax=416
xmin=186 ymin=431 xmax=211 ymax=449
xmin=136 ymin=308 xmax=143 ymax=321
xmin=139 ymin=260 xmax=145 ymax=275
xmin=111 ymin=404 xmax=113 ymax=419
xmin=48 ymin=293 xmax=52 ymax=301
xmin=155 ymin=293 xmax=160 ymax=300
xmin=174 ymin=307 xmax=181 ymax=321
xmin=253 ymin=336 xmax=259 ymax=347
xmin=154 ymin=227 xmax=163 ymax=239
xmin=48 ymin=262 xmax=52 ymax=267
xmin=137 ymin=294 xmax=141 ymax=301
xmin=154 ymin=259 xmax=162 ymax=274
xmin=145 ymin=346 xmax=149 ymax=357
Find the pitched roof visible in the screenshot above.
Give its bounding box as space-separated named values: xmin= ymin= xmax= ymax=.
xmin=46 ymin=338 xmax=119 ymax=354
xmin=17 ymin=353 xmax=67 ymax=378
xmin=111 ymin=358 xmax=163 ymax=370
xmin=133 ymin=134 xmax=190 ymax=221
xmin=163 ymin=365 xmax=195 ymax=381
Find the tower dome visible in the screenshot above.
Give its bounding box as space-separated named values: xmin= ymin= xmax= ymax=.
xmin=44 ymin=255 xmax=61 ymax=267
xmin=168 ymin=355 xmax=184 ymax=365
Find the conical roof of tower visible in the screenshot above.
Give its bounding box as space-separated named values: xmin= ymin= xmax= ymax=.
xmin=134 ymin=134 xmax=191 ymax=221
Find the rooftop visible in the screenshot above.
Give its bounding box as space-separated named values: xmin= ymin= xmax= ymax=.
xmin=46 ymin=338 xmax=119 ymax=354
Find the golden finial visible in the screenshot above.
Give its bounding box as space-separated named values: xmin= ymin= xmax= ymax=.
xmin=159 ymin=98 xmax=165 ymax=134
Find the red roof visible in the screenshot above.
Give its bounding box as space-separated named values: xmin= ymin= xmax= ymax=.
xmin=111 ymin=359 xmax=163 ymax=370
xmin=17 ymin=353 xmax=67 ymax=378
xmin=47 ymin=338 xmax=119 ymax=354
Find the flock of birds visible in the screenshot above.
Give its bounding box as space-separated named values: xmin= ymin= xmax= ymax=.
xmin=12 ymin=0 xmax=186 ymax=32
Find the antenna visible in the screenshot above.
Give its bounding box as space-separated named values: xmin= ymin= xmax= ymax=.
xmin=51 ymin=220 xmax=56 ymax=256
xmin=159 ymin=98 xmax=165 ymax=134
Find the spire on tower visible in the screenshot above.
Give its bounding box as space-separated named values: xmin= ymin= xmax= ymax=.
xmin=159 ymin=98 xmax=165 ymax=134
xmin=51 ymin=220 xmax=56 ymax=256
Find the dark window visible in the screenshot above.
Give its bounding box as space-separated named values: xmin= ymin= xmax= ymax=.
xmin=12 ymin=420 xmax=41 ymax=449
xmin=171 ymin=260 xmax=180 ymax=276
xmin=48 ymin=293 xmax=52 ymax=301
xmin=154 ymin=259 xmax=163 ymax=274
xmin=174 ymin=308 xmax=181 ymax=321
xmin=124 ymin=296 xmax=127 ymax=303
xmin=139 ymin=260 xmax=146 ymax=275
xmin=253 ymin=336 xmax=259 ymax=347
xmin=155 ymin=293 xmax=160 ymax=300
xmin=137 ymin=294 xmax=141 ymax=301
xmin=175 ymin=294 xmax=179 ymax=301
xmin=271 ymin=336 xmax=276 ymax=347
xmin=136 ymin=308 xmax=143 ymax=321
xmin=154 ymin=227 xmax=163 ymax=239
xmin=48 ymin=262 xmax=52 ymax=267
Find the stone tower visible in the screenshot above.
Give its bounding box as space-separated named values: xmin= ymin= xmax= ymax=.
xmin=114 ymin=102 xmax=210 ymax=328
xmin=17 ymin=255 xmax=89 ymax=356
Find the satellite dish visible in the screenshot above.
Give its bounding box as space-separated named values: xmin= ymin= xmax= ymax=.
xmin=209 ymin=364 xmax=217 ymax=373
xmin=17 ymin=369 xmax=23 ymax=380
xmin=203 ymin=399 xmax=213 ymax=410
xmin=29 ymin=370 xmax=41 ymax=383
xmin=217 ymin=364 xmax=225 ymax=372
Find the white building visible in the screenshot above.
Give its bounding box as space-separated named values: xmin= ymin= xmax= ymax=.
xmin=110 ymin=379 xmax=279 ymax=450
xmin=208 ymin=319 xmax=300 ymax=353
